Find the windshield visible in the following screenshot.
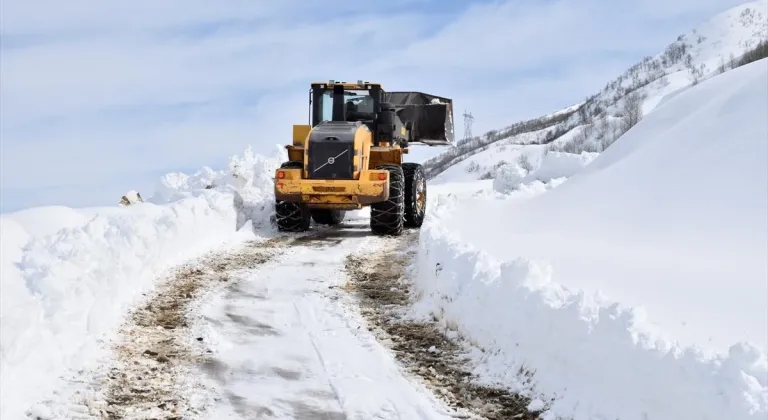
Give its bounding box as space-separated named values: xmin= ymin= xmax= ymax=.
xmin=317 ymin=89 xmax=374 ymax=122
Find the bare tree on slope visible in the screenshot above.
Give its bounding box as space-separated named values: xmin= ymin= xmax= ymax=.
xmin=621 ymin=91 xmax=645 ymax=132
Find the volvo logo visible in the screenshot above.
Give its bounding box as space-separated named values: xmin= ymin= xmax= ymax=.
xmin=314 ymin=149 xmax=349 ymax=173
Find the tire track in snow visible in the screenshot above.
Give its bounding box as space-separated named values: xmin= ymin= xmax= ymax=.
xmin=53 ymin=235 xmax=294 ymax=420
xmin=39 ymin=217 xmax=511 ymax=420
xmin=344 ymin=232 xmax=542 ymax=420
xmin=192 ymin=221 xmax=461 ymax=420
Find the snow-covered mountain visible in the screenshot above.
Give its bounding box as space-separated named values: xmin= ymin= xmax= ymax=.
xmin=425 ymin=0 xmax=768 ymax=181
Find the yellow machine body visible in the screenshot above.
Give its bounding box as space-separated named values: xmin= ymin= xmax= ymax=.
xmin=273 ymin=80 xmax=453 ymax=234
xmin=275 ymin=118 xmax=407 ymax=210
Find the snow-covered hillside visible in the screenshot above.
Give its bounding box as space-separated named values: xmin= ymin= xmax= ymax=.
xmin=0 ymin=147 xmax=282 ymax=420
xmin=414 ymin=56 xmax=768 ymax=420
xmin=427 ymin=0 xmax=767 ymax=181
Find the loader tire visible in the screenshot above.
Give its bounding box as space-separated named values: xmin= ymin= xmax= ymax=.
xmin=275 ymin=161 xmax=311 ymax=232
xmin=311 ymin=209 xmax=345 ymax=226
xmin=402 ymin=162 xmax=426 ymax=228
xmin=370 ymin=164 xmax=404 ymax=236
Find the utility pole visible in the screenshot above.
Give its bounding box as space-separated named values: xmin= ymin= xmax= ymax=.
xmin=462 ymin=110 xmax=474 ymax=143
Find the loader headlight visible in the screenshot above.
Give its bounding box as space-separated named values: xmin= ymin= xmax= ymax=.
xmin=377 ymin=172 xmax=387 ymax=180
xmin=277 ymin=171 xmax=285 ymax=179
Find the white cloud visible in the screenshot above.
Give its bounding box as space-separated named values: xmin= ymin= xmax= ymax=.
xmin=1 ymin=13 xmax=428 ymax=125
xmin=0 ymin=0 xmax=749 ymax=211
xmin=2 ymin=0 xmax=359 ymax=35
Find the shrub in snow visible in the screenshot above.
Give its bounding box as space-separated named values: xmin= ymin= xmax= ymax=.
xmin=517 ymin=154 xmax=533 ymax=172
xmin=479 ymin=160 xmax=510 ymax=180
xmin=494 ymin=151 xmax=597 ymax=193
xmin=492 ymin=164 xmax=529 ymax=193
xmin=465 ymin=161 xmax=481 ymax=173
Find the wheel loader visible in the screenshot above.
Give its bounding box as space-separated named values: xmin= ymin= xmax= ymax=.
xmin=273 ymin=80 xmax=454 ymax=235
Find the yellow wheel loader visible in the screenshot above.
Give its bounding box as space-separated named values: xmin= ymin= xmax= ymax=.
xmin=274 ymin=80 xmax=454 ymax=235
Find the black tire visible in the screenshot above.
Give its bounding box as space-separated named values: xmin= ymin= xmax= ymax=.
xmin=275 ymin=161 xmax=311 ymax=232
xmin=370 ymin=164 xmax=405 ymax=236
xmin=402 ymin=163 xmax=427 ymax=228
xmin=311 ymin=209 xmax=345 ymax=225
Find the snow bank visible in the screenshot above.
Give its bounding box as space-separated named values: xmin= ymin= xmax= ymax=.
xmin=3 ymin=206 xmax=92 ymax=237
xmin=415 ymin=59 xmax=768 ymax=420
xmin=0 ymin=146 xmax=282 ymax=419
xmin=415 ymin=222 xmax=767 ymax=420
xmin=151 ymin=146 xmax=283 ymax=232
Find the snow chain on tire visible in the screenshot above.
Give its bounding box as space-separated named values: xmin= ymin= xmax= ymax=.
xmin=370 ymin=164 xmax=405 ymax=236
xmin=402 ymin=162 xmax=427 ymax=228
xmin=275 ymin=161 xmax=311 ymax=232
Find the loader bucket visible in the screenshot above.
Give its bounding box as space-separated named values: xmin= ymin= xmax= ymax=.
xmin=383 ymin=91 xmax=455 ymax=146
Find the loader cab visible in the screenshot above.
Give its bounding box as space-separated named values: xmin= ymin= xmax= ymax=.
xmin=309 ymin=81 xmax=407 ymax=147
xmin=309 ymin=81 xmax=384 ymax=128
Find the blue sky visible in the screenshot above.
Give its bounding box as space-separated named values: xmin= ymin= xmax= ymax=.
xmin=0 ymin=0 xmax=748 ymax=212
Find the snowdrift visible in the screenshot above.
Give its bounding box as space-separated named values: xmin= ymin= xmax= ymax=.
xmin=493 ymin=151 xmax=598 ymax=194
xmin=414 ymin=59 xmax=768 ymax=420
xmin=0 ymin=146 xmax=282 ymax=419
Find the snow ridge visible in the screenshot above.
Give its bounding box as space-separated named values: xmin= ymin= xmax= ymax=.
xmin=0 ymin=146 xmax=282 ymax=420
xmin=415 ymin=219 xmax=767 ymax=420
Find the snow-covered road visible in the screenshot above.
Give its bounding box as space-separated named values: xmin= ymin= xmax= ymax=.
xmin=195 ymin=221 xmax=459 ymax=420
xmin=30 ymin=211 xmax=505 ymax=420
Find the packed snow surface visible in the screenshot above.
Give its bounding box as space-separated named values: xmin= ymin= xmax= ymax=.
xmin=0 ymin=147 xmax=282 ymax=420
xmin=415 ymin=59 xmax=768 ymax=420
xmin=197 ymin=221 xmax=457 ymax=420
